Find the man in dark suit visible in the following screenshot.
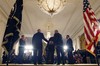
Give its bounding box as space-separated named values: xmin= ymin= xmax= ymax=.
xmin=66 ymin=35 xmax=74 ymax=64
xmin=53 ymin=30 xmax=65 ymax=65
xmin=19 ymin=35 xmax=26 ymax=63
xmin=45 ymin=37 xmax=55 ymax=64
xmin=32 ymin=29 xmax=48 ymax=64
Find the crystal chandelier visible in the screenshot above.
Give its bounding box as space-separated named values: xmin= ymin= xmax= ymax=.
xmin=37 ymin=0 xmax=67 ymax=16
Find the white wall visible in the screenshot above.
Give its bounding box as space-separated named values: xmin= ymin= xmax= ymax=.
xmin=73 ymin=36 xmax=81 ymax=50
xmin=73 ymin=27 xmax=84 ymax=50
xmin=0 ymin=14 xmax=7 ymax=63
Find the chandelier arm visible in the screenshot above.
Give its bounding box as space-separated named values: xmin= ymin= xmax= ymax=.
xmin=41 ymin=0 xmax=45 ymax=3
xmin=46 ymin=0 xmax=52 ymax=11
xmin=41 ymin=1 xmax=50 ymax=12
xmin=38 ymin=0 xmax=43 ymax=8
xmin=42 ymin=5 xmax=49 ymax=12
xmin=39 ymin=0 xmax=49 ymax=12
xmin=52 ymin=0 xmax=55 ymax=11
xmin=54 ymin=0 xmax=62 ymax=11
xmin=38 ymin=0 xmax=43 ymax=5
xmin=61 ymin=0 xmax=66 ymax=6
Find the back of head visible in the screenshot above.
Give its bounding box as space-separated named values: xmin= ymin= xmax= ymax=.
xmin=37 ymin=29 xmax=41 ymax=33
xmin=21 ymin=35 xmax=24 ymax=38
xmin=66 ymin=35 xmax=70 ymax=39
xmin=55 ymin=30 xmax=58 ymax=33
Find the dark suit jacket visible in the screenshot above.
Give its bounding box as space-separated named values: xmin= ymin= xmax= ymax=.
xmin=45 ymin=37 xmax=55 ymax=51
xmin=19 ymin=38 xmax=25 ymax=47
xmin=66 ymin=38 xmax=74 ymax=51
xmin=32 ymin=32 xmax=48 ymax=48
xmin=54 ymin=33 xmax=63 ymax=46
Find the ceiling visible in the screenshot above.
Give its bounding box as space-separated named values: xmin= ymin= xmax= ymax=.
xmin=0 ymin=0 xmax=100 ymax=39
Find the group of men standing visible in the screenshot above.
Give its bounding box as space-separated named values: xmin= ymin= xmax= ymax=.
xmin=19 ymin=29 xmax=74 ymax=64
